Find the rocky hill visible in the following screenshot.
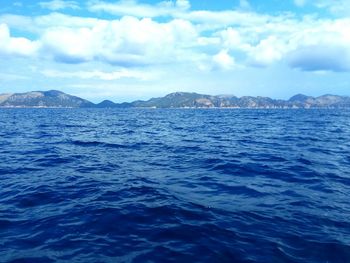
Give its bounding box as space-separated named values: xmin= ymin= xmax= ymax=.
xmin=127 ymin=92 xmax=350 ymax=109
xmin=0 ymin=90 xmax=94 ymax=108
xmin=1 ymin=90 xmax=350 ymax=108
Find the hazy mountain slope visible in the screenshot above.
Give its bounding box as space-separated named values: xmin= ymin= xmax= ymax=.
xmin=0 ymin=90 xmax=94 ymax=108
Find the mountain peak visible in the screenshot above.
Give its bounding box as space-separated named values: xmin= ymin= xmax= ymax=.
xmin=165 ymin=92 xmax=199 ymax=98
xmin=288 ymin=94 xmax=313 ymax=102
xmin=43 ymin=90 xmax=65 ymax=96
xmin=0 ymin=90 xmax=93 ymax=108
xmin=96 ymin=100 xmax=117 ymax=108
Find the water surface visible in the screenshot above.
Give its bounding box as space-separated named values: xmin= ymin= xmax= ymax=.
xmin=1 ymin=108 xmax=350 ymax=262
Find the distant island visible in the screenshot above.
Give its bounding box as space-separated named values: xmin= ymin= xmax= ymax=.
xmin=1 ymin=90 xmax=350 ymax=109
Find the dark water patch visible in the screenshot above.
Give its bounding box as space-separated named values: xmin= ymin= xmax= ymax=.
xmin=15 ymin=191 xmax=64 ymax=208
xmin=8 ymin=257 xmax=54 ymax=263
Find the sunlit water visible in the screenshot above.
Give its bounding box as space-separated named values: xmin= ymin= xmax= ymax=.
xmin=1 ymin=108 xmax=350 ymax=263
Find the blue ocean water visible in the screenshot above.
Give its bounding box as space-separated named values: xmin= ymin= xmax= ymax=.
xmin=0 ymin=108 xmax=350 ymax=263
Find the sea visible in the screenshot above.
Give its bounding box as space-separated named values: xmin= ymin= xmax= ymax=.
xmin=0 ymin=108 xmax=350 ymax=263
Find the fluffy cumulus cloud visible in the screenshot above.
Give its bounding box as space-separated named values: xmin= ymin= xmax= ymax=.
xmin=285 ymin=18 xmax=350 ymax=71
xmin=0 ymin=23 xmax=38 ymax=57
xmin=176 ymin=0 xmax=190 ymax=10
xmin=212 ymin=50 xmax=235 ymax=70
xmin=288 ymin=45 xmax=350 ymax=72
xmin=217 ymin=17 xmax=350 ymax=71
xmin=1 ymin=0 xmax=350 ymax=73
xmin=39 ymin=16 xmax=197 ymax=66
xmin=247 ymin=36 xmax=287 ymax=66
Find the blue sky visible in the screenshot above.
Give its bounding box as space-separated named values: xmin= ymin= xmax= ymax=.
xmin=0 ymin=0 xmax=349 ymax=102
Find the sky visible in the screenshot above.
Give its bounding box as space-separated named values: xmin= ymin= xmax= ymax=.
xmin=0 ymin=0 xmax=350 ymax=102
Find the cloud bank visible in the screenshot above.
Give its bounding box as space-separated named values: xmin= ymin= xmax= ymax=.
xmin=0 ymin=0 xmax=350 ymax=73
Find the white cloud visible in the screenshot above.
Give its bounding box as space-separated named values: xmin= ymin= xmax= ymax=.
xmin=35 ymin=13 xmax=100 ymax=29
xmin=40 ymin=69 xmax=157 ymax=80
xmin=293 ymin=0 xmax=350 ymax=16
xmin=220 ymin=28 xmax=245 ymax=49
xmin=176 ymin=0 xmax=190 ymax=10
xmin=212 ymin=50 xmax=235 ymax=70
xmin=38 ymin=16 xmax=198 ymax=66
xmin=288 ymin=45 xmax=350 ymax=72
xmin=0 ymin=72 xmax=28 ymax=80
xmin=284 ymin=18 xmax=350 ymax=71
xmin=314 ymin=0 xmax=350 ymax=16
xmin=248 ymin=36 xmax=287 ymax=66
xmin=0 ymin=14 xmax=36 ymax=33
xmin=40 ymin=26 xmax=96 ymax=63
xmin=87 ymin=0 xmax=190 ymax=18
xmin=39 ymin=0 xmax=79 ymax=10
xmin=87 ymin=0 xmax=269 ymax=29
xmin=0 ymin=13 xmax=99 ymax=35
xmin=217 ymin=16 xmax=350 ymax=71
xmin=0 ymin=23 xmax=39 ymax=57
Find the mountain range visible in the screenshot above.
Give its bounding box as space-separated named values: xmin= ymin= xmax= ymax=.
xmin=1 ymin=90 xmax=350 ymax=109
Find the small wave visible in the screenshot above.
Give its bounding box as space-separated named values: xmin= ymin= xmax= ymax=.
xmin=69 ymin=139 xmax=127 ymax=149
